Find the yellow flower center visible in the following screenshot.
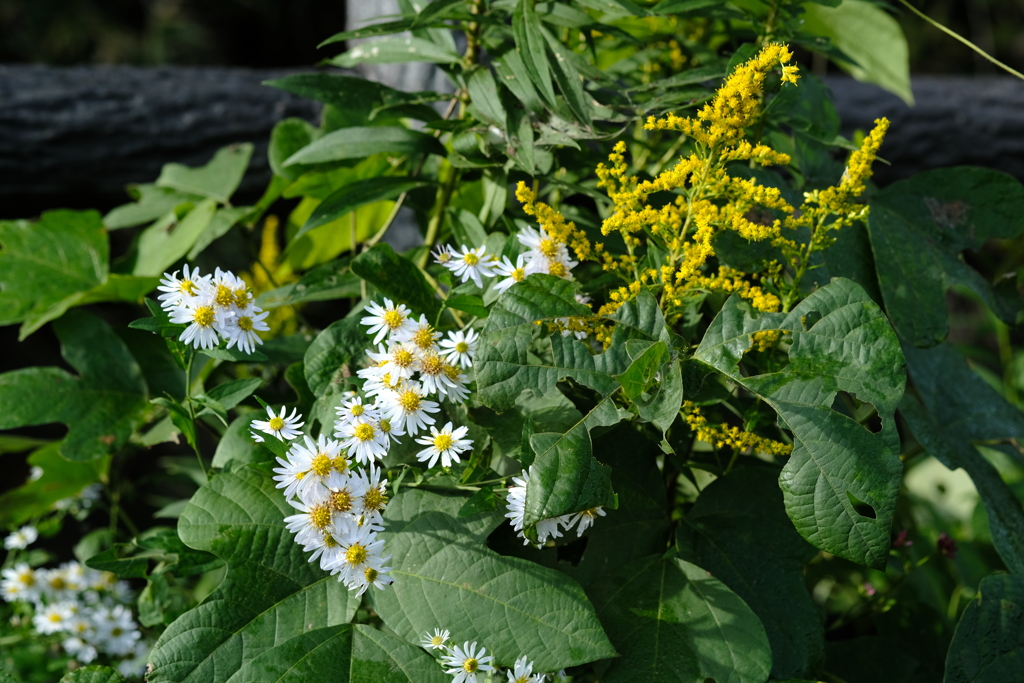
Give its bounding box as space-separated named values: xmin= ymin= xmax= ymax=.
xmin=268 ymin=416 xmax=285 ymax=431
xmin=310 ymin=454 xmax=332 ymax=477
xmin=238 ymin=316 xmax=254 ymax=332
xmin=234 ymin=288 xmax=252 ymax=308
xmin=345 ymin=543 xmax=368 ymax=566
xmin=378 ymin=418 xmax=392 ymax=434
xmin=111 ymin=627 xmax=123 ymax=637
xmin=433 ymin=433 xmax=453 ymax=451
xmin=180 ymin=279 xmax=198 ymax=296
xmin=393 ymin=349 xmax=415 ymax=368
xmin=351 ymin=403 xmax=365 ymax=417
xmin=354 ymin=423 xmax=376 ymax=442
xmin=309 ymin=504 xmax=332 ymax=530
xmin=463 ymin=658 xmax=479 ymax=673
xmin=50 ymin=577 xmax=66 ymax=590
xmin=215 ymin=284 xmax=235 ymax=308
xmin=364 ymin=486 xmax=388 ymax=512
xmin=455 ymin=342 xmax=469 ymax=353
xmin=331 ymin=455 xmax=349 ymax=473
xmin=420 ymin=354 xmax=444 ymax=376
xmin=512 ymin=268 xmax=526 ymax=282
xmin=431 ymin=635 xmax=445 ymax=647
xmin=539 ymin=238 xmax=559 ymax=258
xmin=548 ymin=261 xmax=568 ymax=278
xmin=194 ymin=306 xmax=215 ymax=328
xmin=48 ymin=613 xmax=62 ymax=623
xmin=463 ymin=253 xmax=479 ymax=266
xmin=398 ymin=390 xmax=421 ymax=412
xmin=413 ymin=327 xmax=436 ymax=349
xmin=365 ymin=567 xmax=379 ymax=583
xmin=515 ymin=677 xmax=529 ymax=683
xmin=324 ymin=534 xmax=339 ymax=548
xmin=443 ymin=364 xmax=461 ymax=381
xmin=382 ymin=309 xmax=405 ymax=329
xmin=331 ymin=488 xmax=353 ymax=512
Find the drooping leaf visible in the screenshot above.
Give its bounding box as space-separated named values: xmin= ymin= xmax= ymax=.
xmin=329 ymin=36 xmax=461 ymax=67
xmin=898 ymin=341 xmax=1024 ymax=575
xmin=294 ymin=177 xmax=433 ymax=241
xmin=103 ymin=183 xmax=204 ymax=229
xmin=589 ymin=555 xmax=772 ymax=683
xmin=466 ymin=68 xmax=506 ymax=128
xmin=513 ymin=0 xmax=557 ymax=108
xmin=147 ymin=467 xmax=360 ymax=683
xmin=351 ymin=244 xmax=441 ymax=321
xmin=222 ymin=624 xmax=448 ymax=683
xmin=370 ymin=489 xmax=616 ymax=672
xmin=202 ymin=378 xmax=263 ymax=412
xmin=676 ymin=468 xmax=823 ymax=679
xmin=694 ymin=278 xmax=905 ymax=568
xmin=0 ymin=442 xmax=108 ymax=526
xmin=0 ymin=311 xmax=148 ymax=462
xmin=867 ymin=167 xmax=1024 ymax=347
xmin=156 ymin=143 xmax=254 ymax=204
xmin=133 ymin=200 xmax=218 ymax=277
xmin=284 ymin=127 xmax=445 ymax=167
xmin=802 ymin=0 xmax=913 ymax=104
xmin=318 ymin=19 xmax=418 ymax=46
xmin=265 ymin=73 xmax=447 ymax=123
xmin=945 ymin=573 xmax=1024 ymax=682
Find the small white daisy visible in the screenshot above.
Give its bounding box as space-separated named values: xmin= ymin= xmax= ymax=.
xmin=376 ymin=414 xmax=404 ymax=445
xmin=352 ymin=465 xmax=390 ymax=521
xmin=442 ymin=641 xmax=495 ymax=683
xmin=445 ymin=245 xmax=495 ymax=288
xmin=360 ymin=298 xmax=416 ymax=345
xmin=507 ymin=655 xmax=544 ymax=683
xmin=381 ymin=382 xmax=439 ymax=436
xmin=415 ymin=422 xmax=473 ymax=469
xmin=346 ymin=558 xmax=393 ymax=597
xmin=432 ymin=244 xmax=454 ymax=265
xmin=4 ymin=525 xmax=38 ymax=550
xmin=322 ymin=523 xmax=389 ymax=586
xmin=284 ymin=498 xmax=336 ymax=548
xmin=272 ymin=434 xmax=344 ymax=501
xmin=337 ymin=418 xmax=389 ymax=465
xmin=439 ymin=329 xmax=479 ymax=369
xmin=565 ymin=507 xmax=607 ymax=537
xmin=334 ymin=395 xmax=380 ymax=428
xmin=33 ymin=601 xmax=76 ymax=635
xmin=367 ymin=341 xmax=422 ymax=381
xmin=442 ymin=364 xmax=471 ymax=403
xmin=493 ymin=254 xmax=529 ymax=293
xmin=169 ymin=296 xmax=222 ymax=350
xmin=393 ymin=314 xmax=441 ymax=352
xmin=251 ymin=406 xmax=304 ymax=442
xmin=222 ymin=306 xmax=270 ymax=354
xmin=157 ymin=264 xmax=210 ymax=310
xmin=421 ymin=628 xmax=451 ymax=651
xmin=417 ymin=351 xmax=457 ymax=397
xmin=63 ymin=636 xmax=99 ymax=664
xmin=0 ymin=563 xmax=39 ymax=603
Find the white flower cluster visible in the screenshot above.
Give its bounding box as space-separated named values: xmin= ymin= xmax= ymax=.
xmin=433 ymin=225 xmax=578 ymax=292
xmin=505 ymin=467 xmax=606 ymax=547
xmin=157 ymin=264 xmax=270 ymax=353
xmin=4 ymin=524 xmax=38 ymax=550
xmin=0 ymin=560 xmax=147 ymax=677
xmin=420 ymin=628 xmax=564 ymax=683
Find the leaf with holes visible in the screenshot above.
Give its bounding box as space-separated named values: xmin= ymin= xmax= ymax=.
xmin=589 ymin=555 xmax=772 ymax=683
xmin=370 ymin=489 xmax=616 ymax=672
xmin=694 ymin=278 xmax=905 ymax=568
xmin=147 ymin=467 xmax=360 ymax=683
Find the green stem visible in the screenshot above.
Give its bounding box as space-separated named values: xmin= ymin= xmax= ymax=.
xmin=897 ymin=0 xmax=1024 ymax=81
xmin=417 ymin=163 xmax=460 ymax=268
xmin=184 ymin=350 xmax=209 ymax=479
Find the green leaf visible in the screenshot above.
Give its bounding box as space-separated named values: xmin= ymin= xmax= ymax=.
xmin=199 ymin=346 xmax=269 ymax=363
xmin=694 ymin=278 xmax=906 ymax=568
xmin=304 ymin=316 xmax=368 ymax=398
xmin=801 ymin=0 xmax=912 ymax=104
xmin=633 ymin=357 xmax=683 ymax=435
xmin=513 ymin=0 xmax=558 ymax=108
xmin=898 ymin=341 xmax=1024 ymax=575
xmin=945 ymin=573 xmax=1024 ymax=682
xmin=156 ymin=143 xmax=254 ymax=203
xmin=187 ymin=205 xmax=254 ymax=260
xmin=265 ymin=73 xmax=447 ymax=123
xmin=867 ymin=167 xmax=1024 ymax=347
xmin=351 ymin=244 xmax=441 ymax=321
xmin=589 ymin=555 xmax=772 ymax=683
xmin=295 ymin=177 xmax=433 ymax=242
xmin=284 ymin=127 xmax=445 ymax=167
xmin=132 ymin=200 xmax=217 ymax=277
xmin=0 ymin=210 xmax=106 ymax=333
xmin=444 ymin=294 xmax=488 ymax=318
xmin=370 ymin=489 xmax=616 ymax=671
xmin=0 ymin=442 xmax=108 ymax=526
xmin=103 ymin=183 xmax=204 ymax=229
xmin=269 ymin=118 xmax=323 ymax=181
xmin=329 ymin=36 xmax=461 ymax=67
xmin=222 ymin=624 xmax=448 ymax=683
xmin=676 ymin=468 xmax=823 ymax=679
xmin=0 ymin=311 xmax=147 ymax=462
xmin=256 ymin=260 xmax=361 ymax=309
xmin=318 ymin=19 xmax=417 ymax=46
xmin=541 ymin=26 xmax=592 ymax=126
xmin=466 ymin=68 xmax=506 ymax=127
xmin=148 ymin=467 xmax=360 ymax=683
xmin=204 ymin=378 xmax=263 ymax=411
xmin=84 ymin=544 xmax=151 ymax=579
xmin=617 ymin=340 xmax=668 ymax=400
xmin=59 ymin=666 xmax=125 ymax=683
xmin=493 ymin=47 xmax=545 ymax=114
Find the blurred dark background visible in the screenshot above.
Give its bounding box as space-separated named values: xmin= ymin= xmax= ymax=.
xmin=0 ymin=0 xmax=1020 ymax=73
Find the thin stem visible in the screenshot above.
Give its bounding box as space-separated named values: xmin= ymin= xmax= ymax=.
xmin=184 ymin=350 xmax=209 ymax=480
xmin=417 ymin=162 xmax=460 ymax=268
xmin=897 ymin=0 xmax=1024 ymax=81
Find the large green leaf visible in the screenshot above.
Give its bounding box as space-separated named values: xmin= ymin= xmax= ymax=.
xmin=801 ymin=0 xmax=912 ymax=104
xmin=329 ymin=36 xmax=460 ymax=68
xmin=694 ymin=278 xmax=905 ymax=568
xmin=148 ymin=466 xmax=360 ymax=683
xmin=351 ymin=244 xmax=441 ymax=320
xmin=512 ymin=0 xmax=557 ymax=108
xmin=945 ymin=573 xmax=1024 ymax=682
xmin=59 ymin=667 xmax=124 ymax=683
xmin=265 ymin=73 xmax=447 ymax=123
xmin=133 ymin=200 xmax=218 ymax=277
xmin=676 ymin=468 xmax=823 ymax=679
xmin=0 ymin=311 xmax=148 ymax=462
xmin=0 ymin=442 xmax=108 ymax=526
xmin=370 ymin=489 xmax=616 ymax=672
xmin=103 ymin=183 xmax=204 ymax=229
xmin=867 ymin=167 xmax=1024 ymax=347
xmin=295 ymin=177 xmax=433 ymax=242
xmin=898 ymin=341 xmax=1024 ymax=575
xmin=156 ymin=143 xmax=253 ymax=204
xmin=304 ymin=316 xmax=368 ymax=398
xmin=284 ymin=127 xmax=445 ymax=167
xmin=222 ymin=624 xmax=448 ymax=683
xmin=256 ymin=260 xmax=362 ymax=309
xmin=589 ymin=555 xmax=772 ymax=683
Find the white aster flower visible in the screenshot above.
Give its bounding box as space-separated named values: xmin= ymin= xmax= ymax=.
xmin=367 ymin=341 xmax=422 ymax=381
xmin=209 ymin=267 xmax=247 ymax=310
xmin=352 ymin=465 xmax=390 ymax=521
xmin=93 ymin=604 xmax=140 ymax=656
xmin=1 ymin=563 xmax=40 ymax=603
xmin=381 ymin=382 xmax=439 ymax=436
xmin=565 ymin=506 xmax=607 ymax=537
xmin=4 ymin=525 xmax=38 ymax=550
xmin=445 ymin=245 xmax=495 ymax=288
xmin=63 ymin=636 xmax=98 ymax=664
xmin=323 ymin=523 xmax=389 ymax=586
xmin=337 ymin=418 xmax=389 ymax=465
xmin=493 ymin=254 xmax=528 ymax=293
xmin=393 ymin=314 xmax=441 ymax=352
xmin=157 ymin=264 xmax=210 ymax=310
xmin=272 ymin=435 xmax=345 ymax=501
xmin=116 ymin=642 xmax=150 ymax=678
xmin=432 ymin=244 xmax=454 ymax=265
xmin=415 ymin=422 xmax=472 ymax=469
xmin=284 ymin=498 xmax=336 ymax=549
xmin=346 ymin=558 xmax=393 ymax=597
xmin=536 ymin=517 xmax=565 ymax=545
xmin=442 ymin=641 xmax=495 ymax=683
xmin=441 ymin=364 xmax=471 ymax=403
xmin=421 ymin=627 xmax=451 ymax=651
xmin=222 ymin=306 xmax=270 ymax=354
xmin=169 ymin=296 xmax=222 ymax=350
xmin=335 ymin=395 xmax=380 ymax=427
xmin=28 ymin=465 xmax=43 ymax=482
xmin=33 ymin=601 xmax=76 ymax=635
xmin=507 ymin=655 xmax=544 ymax=683
xmin=39 ymin=565 xmax=78 ymax=602
xmin=417 ymin=351 xmax=457 ymax=397
xmin=360 ymin=298 xmax=416 ymax=345
xmin=251 ymin=405 xmax=304 ymax=442
xmin=439 ymin=329 xmax=478 ymax=369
